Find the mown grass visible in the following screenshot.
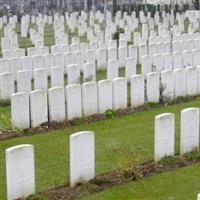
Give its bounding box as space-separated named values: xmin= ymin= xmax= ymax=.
xmin=1 ymin=99 xmax=200 ymax=199
xmin=82 ymin=163 xmax=200 ymax=200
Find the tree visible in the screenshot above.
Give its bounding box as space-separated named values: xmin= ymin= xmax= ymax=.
xmin=192 ymin=0 xmax=200 ymax=10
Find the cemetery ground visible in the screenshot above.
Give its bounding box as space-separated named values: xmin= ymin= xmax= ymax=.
xmin=1 ymin=17 xmax=200 ymax=200
xmin=2 ymin=98 xmax=200 ymax=199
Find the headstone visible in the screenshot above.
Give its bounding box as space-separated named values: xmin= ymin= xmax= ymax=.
xmin=163 ymin=53 xmax=173 ymax=71
xmin=161 ymin=70 xmax=174 ymax=100
xmin=82 ymin=82 xmax=98 ymax=115
xmin=154 ymin=113 xmax=175 ymax=161
xmin=183 ymin=50 xmax=192 ymax=68
xmin=173 ymin=68 xmax=186 ymax=98
xmin=131 ymin=75 xmax=145 ymax=108
xmin=107 ymin=47 xmax=117 ymax=61
xmin=125 ymin=57 xmax=137 ymax=81
xmin=185 ymin=67 xmax=198 ymax=96
xmin=66 ymin=84 xmax=82 ymax=120
xmin=21 ymin=56 xmax=33 ymax=78
xmin=17 ymin=70 xmax=31 ymax=93
xmin=11 ymin=92 xmax=30 ymax=129
xmin=70 ymin=131 xmax=95 ymax=188
xmin=34 ymin=68 xmax=48 ymax=91
xmin=107 ymin=59 xmax=118 ymax=80
xmin=0 ymin=72 xmax=14 ymax=100
xmin=30 ymin=90 xmax=48 ymax=127
xmin=98 ymin=80 xmax=112 ymax=113
xmin=96 ymin=48 xmax=107 ymax=70
xmin=112 ymin=77 xmax=127 ymax=110
xmin=6 ymin=145 xmax=35 ymax=200
xmin=180 ymin=108 xmax=199 ymax=155
xmin=83 ymin=62 xmax=96 ymax=82
xmin=118 ymin=46 xmax=127 ymax=68
xmin=54 ymin=53 xmax=65 ymax=73
xmin=173 ymin=52 xmax=183 ymax=69
xmin=141 ymin=55 xmax=152 ymax=75
xmin=43 ymin=54 xmax=54 ymax=76
xmin=51 ymin=66 xmax=64 ymax=88
xmin=146 ymin=72 xmax=160 ymax=103
xmin=48 ymin=87 xmax=65 ymax=122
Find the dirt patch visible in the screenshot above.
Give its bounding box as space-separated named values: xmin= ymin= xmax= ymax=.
xmin=36 ymin=152 xmax=200 ymax=200
xmin=0 ymin=130 xmax=19 ymax=140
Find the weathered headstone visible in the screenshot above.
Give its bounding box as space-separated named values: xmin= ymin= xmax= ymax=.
xmin=6 ymin=145 xmax=35 ymax=200
xmin=154 ymin=113 xmax=175 ymax=161
xmin=48 ymin=87 xmax=65 ymax=122
xmin=98 ymin=80 xmax=113 ymax=113
xmin=131 ymin=75 xmax=145 ymax=108
xmin=82 ymin=82 xmax=98 ymax=115
xmin=30 ymin=90 xmax=48 ymax=127
xmin=11 ymin=92 xmax=30 ymax=129
xmin=66 ymin=84 xmax=82 ymax=120
xmin=180 ymin=108 xmax=199 ymax=154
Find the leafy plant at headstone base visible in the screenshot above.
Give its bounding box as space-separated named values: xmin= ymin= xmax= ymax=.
xmin=105 ymin=109 xmax=117 ymax=119
xmin=118 ymin=149 xmax=141 ymax=181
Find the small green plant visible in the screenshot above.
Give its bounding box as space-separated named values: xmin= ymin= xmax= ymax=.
xmin=105 ymin=109 xmax=117 ymax=119
xmin=119 ymin=150 xmax=141 ymax=180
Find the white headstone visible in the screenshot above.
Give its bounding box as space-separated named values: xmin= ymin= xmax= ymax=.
xmin=83 ymin=62 xmax=96 ymax=82
xmin=180 ymin=108 xmax=199 ymax=155
xmin=185 ymin=67 xmax=198 ymax=96
xmin=173 ymin=68 xmax=186 ymax=98
xmin=6 ymin=145 xmax=35 ymax=200
xmin=66 ymin=84 xmax=82 ymax=120
xmin=146 ymin=72 xmax=160 ymax=103
xmin=34 ymin=68 xmax=48 ymax=91
xmin=161 ymin=70 xmax=174 ymax=100
xmin=131 ymin=75 xmax=145 ymax=108
xmin=125 ymin=57 xmax=137 ymax=80
xmin=11 ymin=92 xmax=30 ymax=129
xmin=51 ymin=66 xmax=64 ymax=87
xmin=141 ymin=55 xmax=152 ymax=75
xmin=107 ymin=59 xmax=118 ymax=80
xmin=98 ymin=80 xmax=113 ymax=113
xmin=154 ymin=113 xmax=175 ymax=161
xmin=82 ymin=82 xmax=98 ymax=115
xmin=70 ymin=131 xmax=95 ymax=188
xmin=48 ymin=87 xmax=65 ymax=122
xmin=30 ymin=90 xmax=48 ymax=127
xmin=0 ymin=72 xmax=14 ymax=100
xmin=112 ymin=77 xmax=127 ymax=110
xmin=17 ymin=70 xmax=31 ymax=93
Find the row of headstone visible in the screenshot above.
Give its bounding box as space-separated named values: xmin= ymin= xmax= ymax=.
xmin=6 ymin=111 xmax=200 ymax=199
xmin=141 ymin=49 xmax=200 ymax=73
xmin=155 ymin=108 xmax=200 ymax=161
xmin=5 ymin=131 xmax=95 ymax=200
xmin=11 ymin=65 xmax=200 ymax=129
xmin=5 ymin=62 xmax=200 ymax=102
xmin=11 ymin=78 xmax=128 ymax=129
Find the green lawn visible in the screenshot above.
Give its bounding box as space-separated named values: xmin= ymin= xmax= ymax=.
xmin=1 ymin=99 xmax=200 ymax=199
xmin=83 ymin=163 xmax=200 ymax=200
xmin=0 ymin=106 xmax=11 ymax=130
